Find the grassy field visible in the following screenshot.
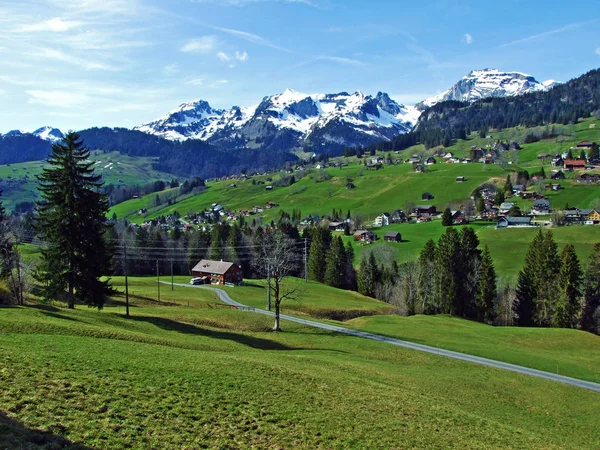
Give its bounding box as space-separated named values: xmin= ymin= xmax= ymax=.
xmin=341 ymin=220 xmax=600 ymax=281
xmin=0 ymin=152 xmax=169 ymax=210
xmin=1 ymin=277 xmax=599 ymax=448
xmin=347 ymin=314 xmax=600 ymax=383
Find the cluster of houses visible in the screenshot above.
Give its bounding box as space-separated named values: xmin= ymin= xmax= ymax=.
xmin=549 ymin=141 xmax=599 ymax=170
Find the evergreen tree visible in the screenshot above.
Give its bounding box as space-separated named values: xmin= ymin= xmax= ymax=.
xmin=553 ymin=244 xmax=583 ymax=328
xmin=434 ymin=227 xmax=461 ymax=314
xmin=580 ymin=243 xmax=600 ymax=334
xmin=589 ymin=143 xmax=599 ymax=161
xmin=579 ymin=149 xmax=587 ymax=161
xmin=459 ymin=227 xmax=481 ymax=319
xmin=36 ymin=132 xmax=113 ymax=309
xmin=504 ymin=174 xmax=513 ymax=194
xmin=476 ymin=246 xmax=497 ymax=323
xmin=514 ymin=269 xmax=536 ymax=326
xmin=308 ymin=227 xmax=331 ymax=283
xmin=536 ymin=231 xmax=560 ymax=326
xmin=0 ymin=191 xmax=13 ymax=279
xmin=441 ymin=207 xmax=453 ymax=226
xmin=324 ymin=236 xmax=347 ymax=288
xmin=417 ymin=239 xmax=436 ymax=313
xmin=476 ymin=197 xmax=486 ymax=215
xmin=344 ymin=241 xmax=357 ymax=291
xmin=494 ymin=190 xmax=505 ymax=206
xmin=357 ymin=253 xmax=379 ymax=298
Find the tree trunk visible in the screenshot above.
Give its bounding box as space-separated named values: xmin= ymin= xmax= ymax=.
xmin=68 ymin=280 xmax=75 ymax=309
xmin=273 ymin=277 xmax=281 ymax=331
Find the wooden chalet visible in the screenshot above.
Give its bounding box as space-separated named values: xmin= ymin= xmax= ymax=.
xmin=191 ymin=260 xmax=243 ymax=285
xmin=564 ymin=159 xmax=586 ymax=171
xmin=354 ymin=230 xmax=376 ymax=242
xmin=384 ymin=232 xmax=402 ymax=242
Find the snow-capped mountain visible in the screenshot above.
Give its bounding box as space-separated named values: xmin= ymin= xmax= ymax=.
xmin=136 ymin=89 xmax=417 ymax=152
xmin=32 ymin=126 xmax=64 ymax=143
xmin=1 ymin=127 xmax=63 ymax=143
xmin=417 ymin=69 xmax=558 ymax=109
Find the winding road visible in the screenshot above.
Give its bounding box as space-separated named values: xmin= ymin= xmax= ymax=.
xmin=167 ymin=282 xmax=600 ymax=393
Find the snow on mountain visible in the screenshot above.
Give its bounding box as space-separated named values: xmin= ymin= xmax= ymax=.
xmin=33 ymin=126 xmax=63 ymax=143
xmin=418 ymin=69 xmax=558 ymax=109
xmin=136 ymin=89 xmax=416 ymax=152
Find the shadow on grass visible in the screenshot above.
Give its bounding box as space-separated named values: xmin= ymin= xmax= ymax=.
xmin=129 ymin=315 xmax=295 ymax=350
xmin=240 ymin=282 xmax=264 ymax=289
xmin=0 ymin=411 xmax=91 ymax=450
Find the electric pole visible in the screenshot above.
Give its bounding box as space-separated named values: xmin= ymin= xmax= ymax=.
xmin=304 ymin=238 xmax=308 ymax=282
xmin=124 ymin=243 xmax=129 ymax=317
xmin=157 ymin=260 xmax=160 ymax=303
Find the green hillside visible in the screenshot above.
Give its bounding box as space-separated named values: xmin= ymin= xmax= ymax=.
xmin=1 ymin=278 xmax=599 ymax=448
xmin=0 ymin=152 xmax=169 ymax=210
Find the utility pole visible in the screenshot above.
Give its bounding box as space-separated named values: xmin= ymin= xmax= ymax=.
xmin=304 ymin=238 xmax=308 ymax=282
xmin=171 ymin=260 xmax=174 ymax=291
xmin=16 ymin=251 xmax=22 ymax=306
xmin=267 ymin=261 xmax=271 ymax=311
xmin=157 ymin=260 xmax=160 ymax=303
xmin=124 ymin=243 xmax=129 ymax=317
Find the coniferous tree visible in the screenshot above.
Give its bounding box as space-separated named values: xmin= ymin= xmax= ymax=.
xmin=580 ymin=243 xmax=600 ymax=334
xmin=324 ymin=236 xmax=346 ymax=288
xmin=494 ymin=190 xmax=505 ymax=206
xmin=504 ymin=175 xmax=513 ymax=195
xmin=308 ymin=227 xmax=331 ymax=283
xmin=553 ymin=244 xmax=583 ymax=328
xmin=358 ymin=253 xmax=379 ymax=298
xmin=36 ymin=132 xmax=113 ymax=308
xmin=441 ymin=207 xmax=453 ymax=226
xmin=344 ymin=241 xmax=357 ymax=291
xmin=476 ymin=246 xmax=497 ymax=323
xmin=536 ymin=231 xmax=560 ymax=326
xmin=0 ymin=191 xmax=13 ymax=279
xmin=417 ymin=239 xmax=436 ymax=313
xmin=514 ymin=269 xmax=536 ymax=326
xmin=435 ymin=227 xmax=461 ymax=314
xmin=459 ymin=227 xmax=482 ymax=319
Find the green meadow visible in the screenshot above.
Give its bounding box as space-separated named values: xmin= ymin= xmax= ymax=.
xmin=1 ymin=277 xmax=599 ymax=449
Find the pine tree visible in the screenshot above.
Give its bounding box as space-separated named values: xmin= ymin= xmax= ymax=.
xmin=459 ymin=227 xmax=482 ymax=319
xmin=504 ymin=174 xmax=513 ymax=195
xmin=441 ymin=207 xmax=453 ymax=226
xmin=357 ymin=253 xmax=379 ymax=298
xmin=514 ymin=269 xmax=536 ymax=326
xmin=580 ymin=243 xmax=600 ymax=334
xmin=435 ymin=227 xmax=461 ymax=314
xmin=494 ymin=190 xmax=505 ymax=206
xmin=36 ymin=132 xmax=113 ymax=308
xmin=417 ymin=239 xmax=436 ymax=313
xmin=553 ymin=244 xmax=583 ymax=328
xmin=476 ymin=246 xmax=497 ymax=323
xmin=344 ymin=241 xmax=357 ymax=290
xmin=308 ymin=227 xmax=331 ymax=283
xmin=536 ymin=231 xmax=560 ymax=326
xmin=324 ymin=236 xmax=346 ymax=288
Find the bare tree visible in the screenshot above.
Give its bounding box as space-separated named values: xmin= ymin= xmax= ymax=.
xmin=254 ymin=231 xmax=301 ymax=331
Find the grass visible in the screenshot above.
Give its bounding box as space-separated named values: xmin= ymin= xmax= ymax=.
xmin=0 ymin=152 xmax=169 ymax=211
xmin=1 ymin=278 xmax=599 ymax=448
xmin=347 ymin=314 xmax=600 ymax=383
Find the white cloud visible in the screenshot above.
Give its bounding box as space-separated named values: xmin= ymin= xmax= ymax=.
xmin=16 ymin=17 xmax=84 ymax=33
xmin=235 ymin=51 xmax=248 ymax=61
xmin=499 ymin=20 xmax=595 ymax=48
xmin=181 ymin=36 xmax=219 ymax=53
xmin=596 ymin=47 xmax=600 ymax=55
xmin=26 ymin=90 xmax=90 ymax=108
xmin=462 ymin=33 xmax=473 ymax=45
xmin=185 ymin=78 xmax=229 ymax=88
xmin=163 ymin=64 xmax=179 ymax=75
xmin=217 ymin=52 xmax=231 ymax=62
xmin=318 ymin=55 xmax=365 ymax=66
xmin=0 ymin=89 xmax=6 ymax=96
xmin=31 ymin=47 xmax=116 ymax=71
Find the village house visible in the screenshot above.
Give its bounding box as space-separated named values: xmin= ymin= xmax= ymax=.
xmin=552 ymin=184 xmax=561 ymax=191
xmin=346 ymin=182 xmax=356 ymax=189
xmin=512 ymin=184 xmax=525 ymax=194
xmin=354 ymin=230 xmax=377 ymax=242
xmin=392 ymin=210 xmax=407 ymax=223
xmin=374 ymin=213 xmax=391 ymax=227
xmin=413 ymin=205 xmax=437 ymax=218
xmin=191 ymin=260 xmax=243 ymax=285
xmin=585 ymin=209 xmax=600 ymax=224
xmin=328 ymin=221 xmax=346 ymax=232
xmin=576 ymin=140 xmax=598 ymax=150
xmin=421 ymin=192 xmax=434 ymax=200
xmin=451 ymin=210 xmax=466 ymax=224
xmin=497 ymin=216 xmax=533 ymax=229
xmin=551 ymin=170 xmax=565 ymax=180
xmin=531 ymin=199 xmax=551 ymax=215
xmin=384 ymin=231 xmax=402 ymax=242
xmin=499 ymin=202 xmax=515 ymax=213
xmin=578 ymin=173 xmax=599 ymax=184
xmin=552 ymin=156 xmax=564 ymax=167
xmin=456 ymin=176 xmax=466 ymax=182
xmin=564 ymin=159 xmax=586 ymax=171
xmin=425 ymin=157 xmax=437 ymax=165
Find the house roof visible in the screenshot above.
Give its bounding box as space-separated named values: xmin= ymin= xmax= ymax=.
xmin=533 ymin=199 xmax=550 ymax=207
xmin=192 ymin=259 xmax=236 ymax=275
xmin=500 ymin=216 xmax=532 ymax=224
xmin=565 ymin=159 xmax=586 ymax=166
xmin=354 ymin=229 xmax=373 ymax=235
xmin=384 ymin=232 xmax=401 ymax=238
xmin=329 ymin=221 xmax=344 ymax=227
xmin=500 ymin=202 xmax=515 ymax=209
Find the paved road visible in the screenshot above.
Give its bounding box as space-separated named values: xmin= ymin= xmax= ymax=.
xmin=167 ymin=282 xmax=600 ymax=393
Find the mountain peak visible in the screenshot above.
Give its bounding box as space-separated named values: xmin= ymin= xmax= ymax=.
xmin=418 ymin=69 xmax=558 ymax=109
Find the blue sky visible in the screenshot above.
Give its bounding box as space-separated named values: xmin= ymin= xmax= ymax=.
xmin=0 ymin=0 xmax=599 ymax=132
